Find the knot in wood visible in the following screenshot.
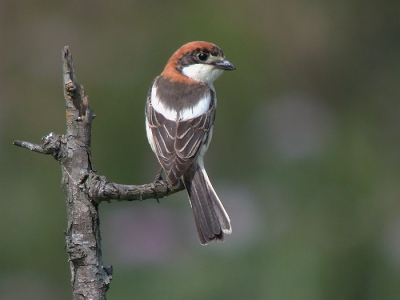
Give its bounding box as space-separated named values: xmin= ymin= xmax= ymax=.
xmin=65 ymin=81 xmax=76 ymax=95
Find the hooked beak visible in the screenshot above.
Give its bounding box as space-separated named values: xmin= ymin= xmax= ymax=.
xmin=214 ymin=59 xmax=236 ymax=70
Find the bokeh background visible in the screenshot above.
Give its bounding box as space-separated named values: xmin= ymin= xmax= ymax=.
xmin=1 ymin=1 xmax=399 ymax=299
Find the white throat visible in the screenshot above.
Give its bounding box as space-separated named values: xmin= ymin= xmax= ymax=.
xmin=182 ymin=64 xmax=223 ymax=85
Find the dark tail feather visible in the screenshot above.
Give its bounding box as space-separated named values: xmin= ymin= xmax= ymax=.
xmin=183 ymin=162 xmax=231 ymax=245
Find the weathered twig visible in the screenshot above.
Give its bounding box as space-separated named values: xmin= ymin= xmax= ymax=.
xmin=13 ymin=46 xmax=184 ymax=300
xmin=13 ymin=132 xmax=62 ymax=158
xmin=13 ymin=133 xmax=185 ymax=202
xmin=86 ymin=173 xmax=185 ymax=203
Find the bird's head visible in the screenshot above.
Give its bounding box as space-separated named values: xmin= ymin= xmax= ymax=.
xmin=161 ymin=41 xmax=236 ymax=85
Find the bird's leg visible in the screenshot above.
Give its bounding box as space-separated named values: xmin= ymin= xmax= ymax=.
xmin=154 ymin=167 xmax=163 ymax=182
xmin=152 ymin=167 xmax=164 ymax=203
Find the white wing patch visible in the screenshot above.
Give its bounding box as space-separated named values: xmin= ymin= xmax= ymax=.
xmin=151 ymin=85 xmax=213 ymax=121
xmin=179 ymin=95 xmax=211 ymax=121
xmin=151 ymin=86 xmax=178 ymax=120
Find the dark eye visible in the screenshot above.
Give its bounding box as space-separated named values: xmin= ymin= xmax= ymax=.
xmin=197 ymin=52 xmax=208 ymax=61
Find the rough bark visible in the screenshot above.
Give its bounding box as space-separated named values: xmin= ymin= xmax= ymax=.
xmin=13 ymin=46 xmax=184 ymax=300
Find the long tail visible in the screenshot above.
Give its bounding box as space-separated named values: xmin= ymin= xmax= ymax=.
xmin=183 ymin=160 xmax=231 ymax=245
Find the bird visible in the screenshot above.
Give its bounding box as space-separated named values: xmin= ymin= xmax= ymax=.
xmin=145 ymin=41 xmax=235 ymax=245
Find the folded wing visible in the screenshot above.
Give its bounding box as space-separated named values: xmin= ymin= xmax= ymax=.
xmin=146 ymin=100 xmax=215 ymax=185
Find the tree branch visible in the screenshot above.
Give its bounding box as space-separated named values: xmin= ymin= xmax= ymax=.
xmin=13 ymin=132 xmax=185 ymax=202
xmin=85 ymin=173 xmax=185 ymax=203
xmin=12 ymin=46 xmax=183 ymax=299
xmin=13 ymin=132 xmax=62 ymax=158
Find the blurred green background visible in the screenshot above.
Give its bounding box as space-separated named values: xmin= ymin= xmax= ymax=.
xmin=1 ymin=1 xmax=399 ymax=299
